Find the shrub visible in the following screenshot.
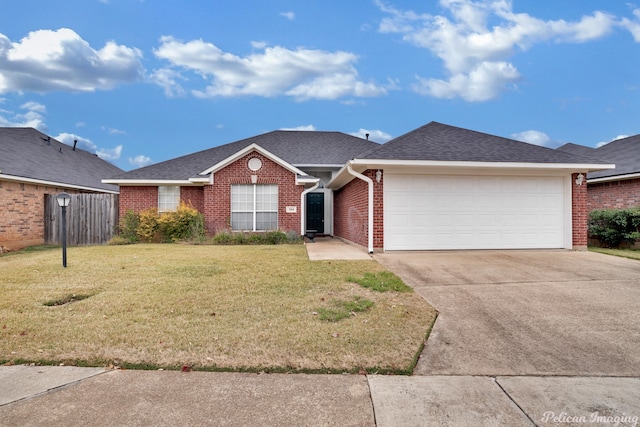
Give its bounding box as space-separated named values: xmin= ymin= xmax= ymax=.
xmin=119 ymin=209 xmax=140 ymax=243
xmin=136 ymin=208 xmax=160 ymax=242
xmin=157 ymin=202 xmax=205 ymax=242
xmin=210 ymin=230 xmax=300 ymax=245
xmin=589 ymin=208 xmax=640 ymax=248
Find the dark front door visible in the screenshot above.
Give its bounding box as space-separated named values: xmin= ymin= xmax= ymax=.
xmin=306 ymin=192 xmax=324 ymax=233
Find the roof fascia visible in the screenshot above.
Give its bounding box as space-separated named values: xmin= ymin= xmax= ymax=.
xmin=588 ymin=172 xmax=640 ymax=184
xmin=2 ymin=174 xmax=119 ymax=194
xmin=327 ymin=159 xmax=616 ymax=190
xmin=296 ymin=176 xmax=321 ymax=185
xmin=101 ymin=179 xmax=195 ymax=186
xmin=199 ymin=143 xmax=307 ymax=176
xmin=349 ymin=158 xmax=615 ymax=171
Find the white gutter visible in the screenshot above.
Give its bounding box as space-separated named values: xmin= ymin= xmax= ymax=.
xmin=588 ymin=172 xmax=640 ymax=184
xmin=300 ymin=181 xmax=320 ymax=235
xmin=347 ymin=165 xmax=374 ymax=254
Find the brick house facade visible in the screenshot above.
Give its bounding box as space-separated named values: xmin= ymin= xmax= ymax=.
xmin=0 ymin=180 xmax=81 ymax=250
xmin=106 ymin=123 xmax=611 ymax=252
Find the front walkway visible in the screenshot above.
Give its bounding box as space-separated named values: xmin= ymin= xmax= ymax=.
xmin=305 ymin=236 xmax=372 ymax=261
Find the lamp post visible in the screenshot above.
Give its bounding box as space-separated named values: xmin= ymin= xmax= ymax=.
xmin=55 ymin=192 xmax=71 ymax=268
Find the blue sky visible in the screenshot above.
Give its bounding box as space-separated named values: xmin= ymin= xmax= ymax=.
xmin=1 ymin=0 xmax=639 ymax=171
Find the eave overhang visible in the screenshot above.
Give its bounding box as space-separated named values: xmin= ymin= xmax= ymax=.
xmin=2 ymin=174 xmax=119 ymax=194
xmin=588 ymin=172 xmax=640 ymax=184
xmin=327 ymin=159 xmax=616 ymax=190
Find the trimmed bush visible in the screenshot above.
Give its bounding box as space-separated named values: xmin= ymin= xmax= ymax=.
xmin=589 ymin=208 xmax=640 ymax=248
xmin=119 ymin=209 xmax=140 ymax=243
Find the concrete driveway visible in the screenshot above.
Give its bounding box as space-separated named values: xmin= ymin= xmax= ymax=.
xmin=375 ymin=250 xmax=640 ymax=376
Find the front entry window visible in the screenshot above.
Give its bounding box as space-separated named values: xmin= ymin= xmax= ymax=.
xmin=231 ymin=184 xmax=278 ymax=231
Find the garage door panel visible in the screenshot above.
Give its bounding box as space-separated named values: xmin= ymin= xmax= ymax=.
xmin=384 ymin=174 xmax=566 ymax=250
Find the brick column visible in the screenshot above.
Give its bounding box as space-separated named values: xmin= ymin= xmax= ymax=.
xmin=571 ymin=173 xmax=588 ymax=250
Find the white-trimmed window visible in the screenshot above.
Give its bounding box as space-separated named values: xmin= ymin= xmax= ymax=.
xmin=231 ymin=184 xmax=278 ymax=231
xmin=158 ymin=186 xmax=180 ymax=212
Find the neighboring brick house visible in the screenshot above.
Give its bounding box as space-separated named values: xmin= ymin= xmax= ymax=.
xmin=558 ymin=135 xmax=640 ymax=211
xmin=0 ymin=128 xmax=122 ymax=250
xmin=105 ymin=122 xmax=613 ymax=252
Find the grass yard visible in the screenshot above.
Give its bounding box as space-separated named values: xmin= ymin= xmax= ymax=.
xmin=589 ymin=247 xmax=640 ymax=261
xmin=0 ymin=244 xmax=436 ymax=374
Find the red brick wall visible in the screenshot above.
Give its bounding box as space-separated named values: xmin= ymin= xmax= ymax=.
xmin=572 ymin=173 xmax=589 ymax=248
xmin=118 ymin=186 xmax=158 ymax=218
xmin=205 ymin=152 xmax=302 ymax=234
xmin=587 ymin=178 xmax=640 ymax=210
xmin=333 ymin=169 xmax=383 ymax=250
xmin=0 ymin=179 xmax=80 ymax=250
xmin=180 ymin=186 xmax=204 ymax=212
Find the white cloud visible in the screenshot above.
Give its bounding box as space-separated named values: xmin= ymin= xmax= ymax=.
xmin=620 ymin=8 xmax=640 ymax=42
xmin=0 ymin=28 xmax=144 ymax=94
xmin=597 ymin=134 xmax=629 ymax=148
xmin=153 ymin=37 xmax=387 ymax=100
xmin=511 ymin=130 xmax=556 ymax=147
xmin=280 ymin=11 xmax=295 ymax=21
xmin=280 ymin=125 xmax=317 ymax=131
xmin=148 ymin=68 xmax=186 ymax=97
xmin=0 ymin=101 xmax=47 ymax=130
xmin=55 ymin=132 xmax=122 ymax=161
xmin=129 ymin=155 xmax=153 ymax=167
xmin=102 ymin=126 xmax=126 ymax=135
xmin=377 ymin=0 xmax=616 ymax=101
xmin=350 ymin=128 xmax=392 ymax=143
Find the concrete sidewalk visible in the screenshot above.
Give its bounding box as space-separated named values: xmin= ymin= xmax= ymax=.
xmin=305 ymin=236 xmax=372 ymax=261
xmin=2 ymin=366 xmax=639 ymax=426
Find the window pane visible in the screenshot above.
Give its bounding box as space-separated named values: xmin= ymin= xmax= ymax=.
xmin=256 ymin=185 xmax=278 ymax=211
xmin=231 ymin=212 xmax=253 ymax=231
xmin=158 ymin=186 xmax=180 ymax=212
xmin=256 ymin=212 xmax=277 ymax=230
xmin=231 ymin=185 xmax=253 ymax=211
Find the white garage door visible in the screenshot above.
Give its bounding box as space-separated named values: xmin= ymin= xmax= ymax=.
xmin=384 ymin=174 xmax=566 ymax=250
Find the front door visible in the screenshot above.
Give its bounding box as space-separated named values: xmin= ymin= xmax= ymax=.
xmin=306 ymin=192 xmax=324 ymax=233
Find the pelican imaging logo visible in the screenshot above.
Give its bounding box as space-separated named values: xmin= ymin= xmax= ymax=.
xmin=541 ymin=411 xmax=638 ymax=426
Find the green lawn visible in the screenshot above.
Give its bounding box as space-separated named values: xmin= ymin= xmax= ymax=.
xmin=0 ymin=244 xmax=436 ymax=374
xmin=589 ymin=247 xmax=640 ymax=261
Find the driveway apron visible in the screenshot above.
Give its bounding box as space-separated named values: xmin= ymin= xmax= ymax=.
xmin=374 ymin=250 xmax=640 ymax=377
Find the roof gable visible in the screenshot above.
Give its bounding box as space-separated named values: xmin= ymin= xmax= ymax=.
xmin=200 ymin=143 xmax=307 ymax=177
xmin=360 ymin=122 xmax=611 ymax=164
xmin=0 ymin=127 xmax=123 ymax=192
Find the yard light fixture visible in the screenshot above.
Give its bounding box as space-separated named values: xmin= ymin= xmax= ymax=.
xmin=375 ymin=170 xmax=382 ymax=183
xmin=575 ymin=173 xmax=585 ymax=186
xmin=55 ymin=192 xmax=71 ymax=268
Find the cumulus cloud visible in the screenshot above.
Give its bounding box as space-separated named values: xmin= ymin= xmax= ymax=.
xmin=0 ymin=28 xmax=144 ymax=94
xmin=511 ymin=130 xmax=557 ymax=147
xmin=350 ymin=128 xmax=392 ymax=143
xmin=620 ymin=8 xmax=640 ymax=42
xmin=129 ymin=155 xmax=153 ymax=168
xmin=152 ymin=37 xmax=387 ymax=101
xmin=377 ymin=0 xmax=616 ymax=101
xmin=55 ymin=132 xmax=122 ymax=161
xmin=0 ymin=101 xmax=47 ymax=130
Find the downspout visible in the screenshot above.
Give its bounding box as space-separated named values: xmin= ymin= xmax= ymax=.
xmin=300 ymin=181 xmax=320 ymax=236
xmin=347 ymin=165 xmax=374 ymax=254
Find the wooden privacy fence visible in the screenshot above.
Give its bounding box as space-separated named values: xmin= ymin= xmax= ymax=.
xmin=45 ymin=193 xmax=119 ymax=245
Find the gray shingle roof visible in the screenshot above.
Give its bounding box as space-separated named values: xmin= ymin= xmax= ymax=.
xmin=568 ymin=134 xmax=640 ymax=180
xmin=108 ymin=131 xmax=380 ymax=181
xmin=0 ymin=127 xmax=123 ymax=192
xmin=359 ymin=122 xmax=611 ymax=164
